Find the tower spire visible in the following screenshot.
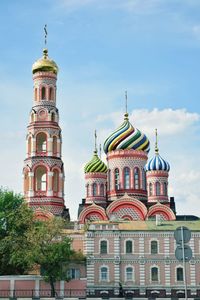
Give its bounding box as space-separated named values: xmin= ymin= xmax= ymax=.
xmin=155 ymin=128 xmax=159 ymax=153
xmin=94 ymin=130 xmax=97 ymax=153
xmin=99 ymin=144 xmax=102 ymax=159
xmin=124 ymin=90 xmax=129 ymax=120
xmin=44 ymin=24 xmax=48 ymax=47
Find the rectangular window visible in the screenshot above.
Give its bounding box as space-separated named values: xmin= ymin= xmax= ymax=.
xmin=67 ymin=268 xmax=80 ymax=279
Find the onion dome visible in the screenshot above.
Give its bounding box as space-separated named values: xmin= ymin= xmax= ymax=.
xmin=84 ymin=150 xmax=107 ymax=173
xmin=145 ymin=129 xmax=170 ymax=171
xmin=103 ymin=113 xmax=150 ymax=154
xmin=32 ymin=49 xmax=58 ymax=74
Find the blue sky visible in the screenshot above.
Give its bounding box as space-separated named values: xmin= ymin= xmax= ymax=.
xmin=0 ymin=0 xmax=200 ymax=219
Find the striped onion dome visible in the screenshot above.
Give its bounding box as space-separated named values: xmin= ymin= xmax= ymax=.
xmin=84 ymin=150 xmax=107 ymax=173
xmin=145 ymin=129 xmax=170 ymax=171
xmin=103 ymin=113 xmax=150 ymax=154
xmin=145 ymin=152 xmax=170 ymax=172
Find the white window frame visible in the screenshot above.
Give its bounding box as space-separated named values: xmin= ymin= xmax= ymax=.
xmin=125 ymin=265 xmax=134 ymax=282
xmin=150 ymin=239 xmax=159 ymax=254
xmin=100 ymin=265 xmax=109 ymax=282
xmin=124 ymin=238 xmax=134 ymax=254
xmin=176 ymin=265 xmax=184 ymax=282
xmin=150 ymin=265 xmax=160 ymax=283
xmin=99 ymin=239 xmax=109 ymax=254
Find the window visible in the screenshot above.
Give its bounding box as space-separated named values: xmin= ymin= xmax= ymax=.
xmin=35 ymin=167 xmax=47 ymax=191
xmin=176 ymin=267 xmax=183 ymax=281
xmin=36 ymin=133 xmax=47 ymax=153
xmin=100 ymin=267 xmax=108 ymax=281
xmin=108 ymin=169 xmax=111 ymax=191
xmin=92 ymin=183 xmax=97 ymax=196
xmin=100 ymin=240 xmax=107 ymax=254
xmin=67 ymin=268 xmax=80 ymax=279
xmin=100 ymin=184 xmax=104 ymax=196
xmin=53 ymin=136 xmax=57 ymax=155
xmin=115 ymin=168 xmax=120 ymax=190
xmin=126 ymin=240 xmax=132 ymax=254
xmin=149 ymin=183 xmax=153 ymax=196
xmin=151 ymin=240 xmax=158 ymax=254
xmin=163 ymin=182 xmax=167 ymax=196
xmin=134 ymin=168 xmax=140 ymax=189
xmin=51 ymin=112 xmax=56 ymax=122
xmin=156 ymin=182 xmax=161 ymax=196
xmin=142 ymin=169 xmax=146 ymax=190
xmin=24 ymin=171 xmax=29 ymax=193
xmin=53 ymin=170 xmax=59 ymax=192
xmin=126 ymin=267 xmax=133 ymax=281
xmin=41 ymin=87 xmax=46 ymax=99
xmin=49 ymin=87 xmax=54 ymax=100
xmin=151 ymin=267 xmax=159 ymax=281
xmin=124 ymin=167 xmax=130 ymax=189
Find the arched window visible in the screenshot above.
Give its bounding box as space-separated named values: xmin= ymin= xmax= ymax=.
xmin=86 ymin=184 xmax=89 ymax=197
xmin=92 ymin=183 xmax=97 ymax=196
xmin=149 ymin=183 xmax=153 ymax=196
xmin=24 ymin=171 xmax=29 ymax=193
xmin=163 ymin=182 xmax=167 ymax=196
xmin=126 ymin=240 xmax=132 ymax=254
xmin=41 ymin=87 xmax=46 ymax=100
xmin=49 ymin=87 xmax=54 ymax=100
xmin=100 ymin=266 xmax=108 ymax=281
xmin=51 ymin=112 xmax=56 ymax=122
xmin=100 ymin=240 xmax=107 ymax=254
xmin=100 ymin=184 xmax=104 ymax=196
xmin=126 ymin=267 xmax=133 ymax=281
xmin=115 ymin=168 xmax=120 ymax=190
xmin=151 ymin=267 xmax=159 ymax=281
xmin=151 ymin=240 xmax=158 ymax=254
xmin=35 ymin=167 xmax=47 ymax=191
xmin=108 ymin=169 xmax=111 ymax=191
xmin=34 ymin=88 xmax=38 ymax=101
xmin=142 ymin=169 xmax=146 ymax=190
xmin=176 ymin=267 xmax=183 ymax=281
xmin=53 ymin=136 xmax=57 ymax=155
xmin=134 ymin=167 xmax=140 ymax=189
xmin=53 ymin=170 xmax=59 ymax=192
xmin=124 ymin=167 xmax=130 ymax=189
xmin=36 ymin=133 xmax=47 ymax=153
xmin=156 ymin=182 xmax=161 ymax=196
xmin=28 ymin=136 xmax=31 ymax=155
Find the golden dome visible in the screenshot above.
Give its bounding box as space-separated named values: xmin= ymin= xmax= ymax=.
xmin=32 ymin=49 xmax=58 ymax=75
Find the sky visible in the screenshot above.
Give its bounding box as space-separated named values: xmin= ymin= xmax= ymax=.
xmin=0 ymin=0 xmax=200 ymax=220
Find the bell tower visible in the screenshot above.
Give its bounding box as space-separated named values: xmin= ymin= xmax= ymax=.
xmin=23 ymin=47 xmax=65 ymax=217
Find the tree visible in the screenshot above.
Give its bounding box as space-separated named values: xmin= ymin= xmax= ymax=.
xmin=29 ymin=217 xmax=75 ymax=297
xmin=0 ymin=188 xmax=35 ymax=274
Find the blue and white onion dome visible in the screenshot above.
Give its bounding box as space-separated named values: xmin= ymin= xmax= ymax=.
xmin=145 ymin=129 xmax=170 ymax=172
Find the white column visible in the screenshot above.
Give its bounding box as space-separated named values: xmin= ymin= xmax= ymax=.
xmin=31 ymin=137 xmax=36 ymax=156
xmin=10 ymin=278 xmax=14 ymax=297
xmin=35 ymin=278 xmax=40 ymax=297
xmin=139 ymin=263 xmax=145 ymax=286
xmin=139 ymin=236 xmax=144 ymax=255
xmin=86 ymin=233 xmax=95 ymax=286
xmin=164 ymin=237 xmax=170 ymax=257
xmin=47 ymin=171 xmax=53 ymax=196
xmin=60 ymin=280 xmax=65 ymax=297
xmin=28 ymin=172 xmax=34 ymax=197
xmin=47 ymin=137 xmax=53 ymax=156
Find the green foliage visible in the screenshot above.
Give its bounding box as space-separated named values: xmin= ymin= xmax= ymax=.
xmin=0 ymin=188 xmax=34 ymax=274
xmin=28 ymin=218 xmax=75 ymax=296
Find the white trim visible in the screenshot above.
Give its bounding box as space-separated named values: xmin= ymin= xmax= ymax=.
xmin=149 ymin=238 xmax=159 ymax=254
xmin=125 ymin=265 xmax=135 ymax=282
xmin=99 ymin=265 xmax=109 ymax=282
xmin=124 ymin=238 xmax=134 ymax=254
xmin=99 ymin=238 xmax=109 ymax=254
xmin=175 ymin=265 xmax=184 ymax=283
xmin=150 ymin=265 xmax=160 ymax=283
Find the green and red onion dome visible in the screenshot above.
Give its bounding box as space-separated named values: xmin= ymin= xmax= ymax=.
xmin=84 ymin=150 xmax=107 ymax=173
xmin=103 ymin=113 xmax=150 ymax=154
